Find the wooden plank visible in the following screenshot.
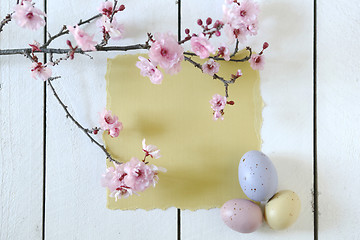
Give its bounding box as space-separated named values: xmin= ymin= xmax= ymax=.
xmin=317 ymin=1 xmax=360 ymax=238
xmin=0 ymin=1 xmax=44 ymax=239
xmin=180 ymin=0 xmax=314 ymax=239
xmin=45 ymin=0 xmax=177 ymax=239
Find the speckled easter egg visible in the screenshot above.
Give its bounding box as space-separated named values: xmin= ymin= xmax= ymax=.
xmin=238 ymin=150 xmax=278 ymax=202
xmin=264 ymin=190 xmax=301 ymax=230
xmin=220 ymin=199 xmax=263 ymax=233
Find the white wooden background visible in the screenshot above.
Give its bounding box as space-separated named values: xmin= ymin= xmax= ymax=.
xmin=0 ymin=0 xmax=358 ymax=239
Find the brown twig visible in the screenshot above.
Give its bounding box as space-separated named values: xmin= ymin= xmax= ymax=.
xmin=230 ymin=39 xmax=239 ymax=58
xmin=42 ymin=13 xmax=102 ymax=48
xmin=183 ymin=46 xmax=252 ymax=62
xmin=109 ymin=0 xmax=118 ymax=23
xmin=184 ymin=56 xmax=236 ymax=97
xmin=47 ymin=77 xmax=122 ymax=165
xmin=0 ymin=13 xmax=13 ymax=33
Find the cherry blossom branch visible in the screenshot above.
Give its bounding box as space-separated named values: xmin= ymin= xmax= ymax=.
xmin=184 ymin=56 xmax=236 ymax=98
xmin=0 ymin=45 xmax=250 ymax=64
xmin=42 ymin=13 xmax=102 ymax=48
xmin=0 ymin=44 xmax=150 ymax=56
xmin=47 ymin=76 xmax=121 ymax=165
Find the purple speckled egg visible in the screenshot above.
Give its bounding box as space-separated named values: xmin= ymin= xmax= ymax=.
xmin=238 ymin=150 xmax=278 ymax=202
xmin=220 ymin=199 xmax=263 ymax=233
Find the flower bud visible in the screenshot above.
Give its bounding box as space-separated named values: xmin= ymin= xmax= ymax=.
xmin=215 ymin=31 xmax=221 ymax=37
xmin=263 ymin=42 xmax=269 ymax=50
xmin=119 ymin=5 xmax=125 ymax=11
xmin=197 ymin=19 xmax=203 ymax=26
xmin=206 ymin=17 xmax=212 ymax=25
xmin=185 ymin=28 xmax=190 ymax=34
xmin=66 ymin=40 xmax=72 ymax=48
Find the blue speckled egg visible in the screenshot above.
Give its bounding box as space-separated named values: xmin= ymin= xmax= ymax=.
xmin=238 ymin=150 xmax=278 ymax=202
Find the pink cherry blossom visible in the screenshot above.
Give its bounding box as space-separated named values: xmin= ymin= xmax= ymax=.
xmin=101 ymin=163 xmax=134 ymax=201
xmin=148 ymin=32 xmax=184 ymax=75
xmin=31 ymin=62 xmax=52 ymax=81
xmin=13 ymin=1 xmax=46 ymax=30
xmin=101 ymin=164 xmax=123 ymax=192
xmin=100 ymin=109 xmax=117 ymax=129
xmin=202 ymin=59 xmax=220 ymax=76
xmin=109 ymin=121 xmax=123 ymax=138
xmin=246 ymin=19 xmax=258 ymax=36
xmin=98 ymin=16 xmax=124 ymax=40
xmin=237 ymin=0 xmax=259 ymax=23
xmin=99 ymin=109 xmax=123 ymax=137
xmin=218 ymin=45 xmax=231 ymax=61
xmin=213 ymin=110 xmax=224 ymax=121
xmin=210 ymin=94 xmax=227 ymax=112
xmin=190 ymin=34 xmax=215 ymax=59
xmin=222 ymin=5 xmax=233 ymax=25
xmin=224 ymin=24 xmax=248 ymax=43
xmin=123 ymin=157 xmax=156 ymax=192
xmin=67 ymin=25 xmax=97 ymax=51
xmin=249 ymin=53 xmax=265 ymax=70
xmin=136 ymin=56 xmax=163 ymax=84
xmin=142 ymin=139 xmax=161 ymax=159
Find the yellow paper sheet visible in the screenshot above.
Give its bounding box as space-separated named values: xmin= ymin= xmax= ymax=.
xmin=104 ymin=51 xmax=263 ymax=210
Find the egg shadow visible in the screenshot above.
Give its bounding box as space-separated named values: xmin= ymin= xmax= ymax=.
xmin=253 ymin=152 xmax=321 ymax=235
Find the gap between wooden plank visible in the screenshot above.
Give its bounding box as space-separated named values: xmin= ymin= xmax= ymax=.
xmin=42 ymin=0 xmax=48 ymax=239
xmin=313 ymin=0 xmax=318 ymax=239
xmin=177 ymin=1 xmax=181 ymax=240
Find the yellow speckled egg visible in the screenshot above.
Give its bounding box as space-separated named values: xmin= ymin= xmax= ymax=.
xmin=264 ymin=190 xmax=301 ymax=230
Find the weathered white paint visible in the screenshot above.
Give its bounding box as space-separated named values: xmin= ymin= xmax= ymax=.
xmin=318 ymin=1 xmax=360 ymax=239
xmin=44 ymin=0 xmax=177 ymax=239
xmin=180 ymin=0 xmax=314 ymax=239
xmin=0 ymin=1 xmax=44 ymax=239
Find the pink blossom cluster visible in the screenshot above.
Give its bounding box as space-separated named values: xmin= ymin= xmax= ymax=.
xmin=187 ymin=18 xmax=224 ymax=59
xmin=99 ymin=109 xmax=123 ymax=138
xmin=101 ymin=139 xmax=165 ymax=200
xmin=210 ymin=94 xmax=227 ymax=121
xmin=97 ymin=1 xmax=125 ymax=41
xmin=13 ymin=0 xmax=46 ymax=30
xmin=136 ymin=57 xmax=163 ymax=84
xmin=222 ymin=0 xmax=259 ymax=43
xmin=136 ymin=32 xmax=184 ymax=84
xmin=195 ymin=17 xmax=224 ymax=39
